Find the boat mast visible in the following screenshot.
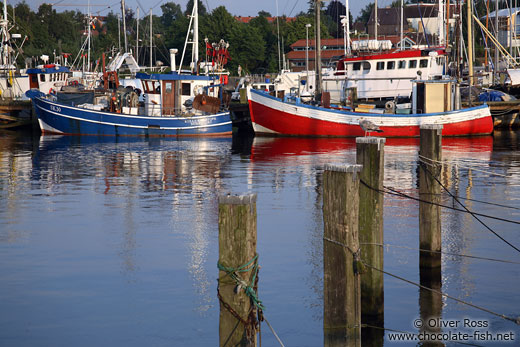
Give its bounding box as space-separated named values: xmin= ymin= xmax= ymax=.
xmin=375 ymin=0 xmax=378 ymax=40
xmin=400 ymin=0 xmax=404 ymax=49
xmin=1 ymin=0 xmax=9 ymax=67
xmin=193 ymin=0 xmax=199 ymax=72
xmin=149 ymin=9 xmax=152 ymax=70
xmin=136 ymin=8 xmax=139 ymax=65
xmin=315 ymin=0 xmax=322 ymax=98
xmin=121 ymin=0 xmax=128 ymax=53
xmin=495 ymin=0 xmax=499 ymax=82
xmin=438 ymin=0 xmax=445 ymax=46
xmin=87 ymin=0 xmax=91 ymax=71
xmin=468 ymin=0 xmax=473 ymax=87
xmin=343 ymin=0 xmax=351 ymax=56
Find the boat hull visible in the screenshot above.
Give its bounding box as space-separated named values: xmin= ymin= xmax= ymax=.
xmin=248 ymin=89 xmax=493 ymax=137
xmin=32 ymin=96 xmax=232 ymax=137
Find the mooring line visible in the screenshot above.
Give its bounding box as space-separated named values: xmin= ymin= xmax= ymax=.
xmin=359 ymin=242 xmax=520 ymax=265
xmin=418 ymin=155 xmax=511 ymax=178
xmin=419 ymin=160 xmax=520 ymax=254
xmin=362 ymin=261 xmax=520 ymax=325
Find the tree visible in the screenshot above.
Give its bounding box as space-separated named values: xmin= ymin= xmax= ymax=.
xmin=356 ymin=2 xmax=374 ymax=24
xmin=258 ymin=11 xmax=272 ymax=17
xmin=185 ymin=0 xmax=207 ymax=16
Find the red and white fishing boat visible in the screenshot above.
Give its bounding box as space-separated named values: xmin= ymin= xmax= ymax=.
xmin=248 ymin=83 xmax=493 ymax=137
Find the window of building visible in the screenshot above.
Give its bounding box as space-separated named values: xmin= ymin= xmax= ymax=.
xmin=398 ymin=60 xmax=406 ymax=69
xmin=376 ymin=61 xmax=385 ymax=70
xmin=387 ymin=61 xmax=395 ymax=70
xmin=362 ymin=62 xmax=371 ymax=73
xmin=353 ymin=62 xmax=361 ymax=71
xmin=409 ymin=60 xmax=417 ymax=68
xmin=419 ymin=59 xmax=428 ymax=68
xmin=40 ymin=74 xmax=46 ymax=82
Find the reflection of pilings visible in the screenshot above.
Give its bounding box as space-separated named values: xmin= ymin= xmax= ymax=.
xmin=419 ymin=266 xmax=444 ymax=346
xmin=323 ymin=164 xmax=362 ymax=347
xmin=419 ymin=125 xmax=443 ymax=269
xmin=356 ymin=137 xmax=385 ymax=347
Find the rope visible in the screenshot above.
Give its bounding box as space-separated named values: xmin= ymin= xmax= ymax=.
xmin=419 ymin=155 xmax=511 ymax=178
xmin=359 ymin=242 xmax=520 ymax=265
xmin=323 ymin=236 xmax=520 ymax=325
xmin=361 ymin=261 xmax=520 ymax=325
xmin=419 ymin=161 xmax=520 ymax=254
xmin=382 ymin=185 xmax=520 ymax=226
xmin=218 ymin=254 xmax=264 ymax=310
xmin=264 ymin=316 xmax=285 ymax=347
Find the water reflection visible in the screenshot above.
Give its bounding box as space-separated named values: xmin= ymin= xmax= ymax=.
xmin=1 ymin=130 xmax=519 ymax=346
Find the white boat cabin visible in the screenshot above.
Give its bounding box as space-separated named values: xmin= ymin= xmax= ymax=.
xmin=335 ymin=48 xmax=446 ymax=100
xmin=136 ymin=72 xmax=223 ymax=116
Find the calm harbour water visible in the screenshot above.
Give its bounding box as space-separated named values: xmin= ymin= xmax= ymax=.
xmin=1 ymin=129 xmax=519 ymax=346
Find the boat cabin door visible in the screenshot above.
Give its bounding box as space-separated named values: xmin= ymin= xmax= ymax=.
xmin=162 ymin=81 xmax=176 ymax=116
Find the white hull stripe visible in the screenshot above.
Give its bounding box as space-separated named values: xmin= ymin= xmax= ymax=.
xmin=35 ymin=103 xmax=231 ymax=131
xmin=250 ymin=90 xmax=491 ymax=127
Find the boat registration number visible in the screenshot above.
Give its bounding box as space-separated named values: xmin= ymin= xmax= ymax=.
xmin=50 ymin=105 xmax=62 ymax=113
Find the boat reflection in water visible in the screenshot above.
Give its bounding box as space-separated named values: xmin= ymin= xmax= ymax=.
xmin=35 ymin=134 xmax=233 ymax=315
xmin=2 ymin=129 xmax=519 ymax=346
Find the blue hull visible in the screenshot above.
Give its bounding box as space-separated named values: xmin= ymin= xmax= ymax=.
xmin=32 ymin=96 xmax=232 ymax=137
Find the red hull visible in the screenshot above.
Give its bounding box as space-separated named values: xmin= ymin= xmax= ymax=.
xmin=249 ymin=98 xmax=494 ymax=138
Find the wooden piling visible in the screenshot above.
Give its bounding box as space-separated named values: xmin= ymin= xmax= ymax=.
xmin=323 ymin=164 xmax=362 ymax=347
xmin=419 ymin=125 xmax=443 ymax=269
xmin=218 ymin=194 xmax=258 ymax=347
xmin=356 ymin=137 xmax=385 ymax=322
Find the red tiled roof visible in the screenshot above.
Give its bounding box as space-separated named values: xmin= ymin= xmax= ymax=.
xmin=287 ymin=50 xmax=345 ymax=60
xmin=235 ymin=16 xmax=296 ymax=24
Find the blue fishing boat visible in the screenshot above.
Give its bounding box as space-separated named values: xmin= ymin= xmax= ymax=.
xmin=26 ymin=70 xmax=232 ymax=137
xmin=25 ymin=0 xmax=232 ymax=137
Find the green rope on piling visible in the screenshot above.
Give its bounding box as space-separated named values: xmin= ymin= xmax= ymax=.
xmin=218 ymin=254 xmax=265 ymax=311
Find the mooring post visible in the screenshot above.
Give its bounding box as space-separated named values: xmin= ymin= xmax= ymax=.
xmin=323 ymin=164 xmax=362 ymax=347
xmin=356 ymin=137 xmax=385 ymax=319
xmin=419 ymin=124 xmax=443 ymax=269
xmin=218 ymin=194 xmax=258 ymax=347
xmin=356 ymin=137 xmax=385 ymax=347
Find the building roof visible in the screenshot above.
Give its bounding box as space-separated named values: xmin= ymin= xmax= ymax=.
xmin=235 ymin=16 xmax=296 ymax=24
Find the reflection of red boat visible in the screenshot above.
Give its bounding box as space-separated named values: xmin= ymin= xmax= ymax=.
xmin=250 ymin=136 xmax=493 ymax=162
xmin=250 ymin=137 xmax=356 ymax=162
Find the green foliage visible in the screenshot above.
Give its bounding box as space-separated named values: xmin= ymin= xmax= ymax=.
xmin=7 ymin=1 xmax=333 ymax=74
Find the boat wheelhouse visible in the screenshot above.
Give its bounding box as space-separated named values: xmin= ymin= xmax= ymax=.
xmin=332 ymin=48 xmax=446 ymax=100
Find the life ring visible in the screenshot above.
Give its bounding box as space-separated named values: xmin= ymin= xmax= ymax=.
xmin=49 ymin=88 xmax=56 ymax=95
xmin=201 ymin=95 xmax=207 ymax=105
xmin=219 ymin=75 xmax=228 ymax=85
xmin=193 ymin=84 xmax=203 ymax=95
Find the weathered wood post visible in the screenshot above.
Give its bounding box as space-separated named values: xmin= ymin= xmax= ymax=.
xmin=356 ymin=137 xmax=385 ymax=319
xmin=218 ymin=194 xmax=258 ymax=347
xmin=323 ymin=164 xmax=362 ymax=347
xmin=419 ymin=124 xmax=443 ymax=269
xmin=356 ymin=137 xmax=385 ymax=347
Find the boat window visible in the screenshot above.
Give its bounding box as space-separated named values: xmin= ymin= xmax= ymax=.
xmin=362 ymin=62 xmax=371 ymax=72
xmin=387 ymin=61 xmax=395 ymax=70
xmin=269 ymin=85 xmax=275 ymax=92
xmin=182 ymin=83 xmax=191 ymax=96
xmin=353 ymin=62 xmax=361 ymax=71
xmin=436 ymin=57 xmax=444 ymax=66
xmin=30 ymin=74 xmax=37 ymax=83
xmin=420 ymin=59 xmax=428 ymax=68
xmin=376 ymin=62 xmax=385 ymax=70
xmin=40 ymin=74 xmax=46 ymax=82
xmin=165 ymin=82 xmax=172 ymax=93
xmin=398 ymin=60 xmax=406 ymax=69
xmin=409 ymin=60 xmax=417 ymax=68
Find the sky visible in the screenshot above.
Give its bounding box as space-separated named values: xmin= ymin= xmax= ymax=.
xmin=14 ymin=0 xmax=367 ymax=19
